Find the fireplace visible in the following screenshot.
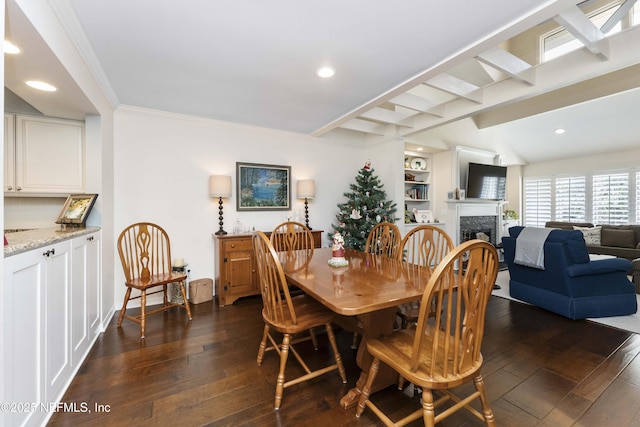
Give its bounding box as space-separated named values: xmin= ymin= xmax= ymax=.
xmin=460 ymin=215 xmax=497 ymax=245
xmin=447 ymin=200 xmax=506 ymax=247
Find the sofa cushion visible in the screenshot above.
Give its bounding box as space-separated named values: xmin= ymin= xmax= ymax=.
xmin=573 ymin=225 xmax=601 ymax=245
xmin=601 ymin=228 xmax=636 ymax=248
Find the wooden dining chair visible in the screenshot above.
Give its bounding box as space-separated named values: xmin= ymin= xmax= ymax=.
xmin=270 ymin=221 xmax=318 ymax=346
xmin=396 ymin=225 xmax=454 ymax=329
xmin=354 ymin=221 xmax=403 ymax=349
xmin=253 ymin=231 xmax=347 ymax=410
xmin=356 ymin=239 xmax=499 ymax=426
xmin=364 ymin=221 xmax=402 ymax=258
xmin=117 ymin=222 xmax=192 ymax=339
xmin=270 ymin=221 xmax=315 ymax=252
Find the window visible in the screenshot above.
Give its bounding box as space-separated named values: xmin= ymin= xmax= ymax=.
xmin=524 ymin=171 xmax=638 ymax=226
xmin=543 ymin=3 xmax=623 ymax=62
xmin=524 ymin=178 xmax=552 ymax=227
xmin=592 ymin=173 xmax=629 ymax=225
xmin=555 ymin=176 xmax=586 ymax=222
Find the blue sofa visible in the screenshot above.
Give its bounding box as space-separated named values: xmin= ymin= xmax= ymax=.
xmin=502 ymin=226 xmax=637 ymax=319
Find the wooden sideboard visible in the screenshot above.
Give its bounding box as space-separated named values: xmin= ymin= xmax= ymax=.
xmin=215 ymin=230 xmax=323 ymax=306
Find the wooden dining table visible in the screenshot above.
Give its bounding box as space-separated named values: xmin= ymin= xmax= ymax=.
xmin=279 ymin=247 xmax=431 ymax=409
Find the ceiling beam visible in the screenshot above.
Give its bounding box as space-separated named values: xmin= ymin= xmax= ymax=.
xmin=358 ymin=107 xmax=415 ymax=127
xmin=475 ymin=47 xmax=535 ymax=85
xmin=338 ymin=118 xmax=387 ymax=135
xmin=554 ymin=5 xmax=609 ymax=60
xmin=425 ymin=73 xmax=483 ymax=103
xmin=388 ymin=93 xmax=445 ymax=117
xmin=601 ymin=0 xmax=637 ymax=33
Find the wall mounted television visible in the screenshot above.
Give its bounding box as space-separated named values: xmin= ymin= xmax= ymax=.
xmin=466 ymin=162 xmax=507 ymax=200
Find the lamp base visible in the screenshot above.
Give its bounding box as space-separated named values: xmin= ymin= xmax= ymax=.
xmin=215 ymin=229 xmax=227 ymax=235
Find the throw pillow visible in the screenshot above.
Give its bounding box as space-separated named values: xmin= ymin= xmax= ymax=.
xmin=601 ymin=228 xmax=635 ymax=248
xmin=573 ymin=225 xmax=602 ymax=245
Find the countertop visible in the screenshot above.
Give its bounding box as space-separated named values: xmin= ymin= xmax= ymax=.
xmin=4 ymin=226 xmax=101 ymax=257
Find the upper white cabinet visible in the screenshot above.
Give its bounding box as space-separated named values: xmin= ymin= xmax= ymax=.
xmin=4 ymin=114 xmax=85 ymax=195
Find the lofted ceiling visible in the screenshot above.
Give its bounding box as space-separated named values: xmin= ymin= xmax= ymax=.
xmin=4 ymin=0 xmax=640 ymax=165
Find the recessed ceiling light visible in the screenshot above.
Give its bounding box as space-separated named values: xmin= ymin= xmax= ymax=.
xmin=26 ymin=80 xmax=57 ymax=92
xmin=4 ymin=40 xmax=20 ymax=54
xmin=554 ymin=128 xmax=565 ymax=134
xmin=416 ymin=147 xmax=423 ymax=151
xmin=317 ymin=67 xmax=335 ymax=78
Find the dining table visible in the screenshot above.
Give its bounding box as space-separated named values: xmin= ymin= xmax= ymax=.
xmin=279 ymin=247 xmax=431 ymax=409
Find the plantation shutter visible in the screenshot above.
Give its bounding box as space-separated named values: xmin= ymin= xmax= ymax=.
xmin=555 ymin=176 xmax=586 ymax=222
xmin=592 ymin=173 xmax=629 ymax=225
xmin=524 ymin=178 xmax=552 ymax=227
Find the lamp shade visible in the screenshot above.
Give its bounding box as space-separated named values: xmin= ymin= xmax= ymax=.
xmin=209 ymin=175 xmax=232 ymax=198
xmin=297 ymin=179 xmax=315 ymax=199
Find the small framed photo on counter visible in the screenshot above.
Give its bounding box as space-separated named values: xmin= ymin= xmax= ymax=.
xmin=55 ymin=194 xmax=98 ymax=225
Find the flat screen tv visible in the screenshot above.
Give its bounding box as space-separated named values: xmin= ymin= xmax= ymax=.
xmin=466 ymin=162 xmax=507 ymax=200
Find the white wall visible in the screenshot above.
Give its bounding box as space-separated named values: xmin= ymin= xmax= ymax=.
xmin=114 ymin=106 xmax=366 ymax=304
xmin=523 ymin=146 xmax=640 ymax=177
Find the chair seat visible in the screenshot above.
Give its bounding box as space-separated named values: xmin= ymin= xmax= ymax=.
xmin=367 ymin=326 xmax=484 ymax=390
xmin=263 ymin=294 xmax=335 ymax=335
xmin=126 ymin=272 xmax=187 ymax=290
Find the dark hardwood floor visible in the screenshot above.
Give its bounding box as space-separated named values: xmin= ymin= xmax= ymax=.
xmin=48 ymin=294 xmax=640 ymax=426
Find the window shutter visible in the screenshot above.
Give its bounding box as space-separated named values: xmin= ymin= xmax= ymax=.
xmin=592 ymin=173 xmax=629 ymax=225
xmin=524 ymin=178 xmax=551 ymax=227
xmin=555 ymin=176 xmax=586 ymax=222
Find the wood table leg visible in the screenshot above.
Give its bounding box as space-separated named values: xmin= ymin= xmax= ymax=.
xmin=339 ymin=307 xmax=398 ymax=409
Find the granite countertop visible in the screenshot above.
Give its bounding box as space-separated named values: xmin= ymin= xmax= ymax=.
xmin=4 ymin=226 xmax=101 ymax=257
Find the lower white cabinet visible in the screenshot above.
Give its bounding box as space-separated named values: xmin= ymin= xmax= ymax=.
xmin=3 ymin=231 xmax=101 ymax=427
xmin=71 ymin=231 xmax=101 ymax=367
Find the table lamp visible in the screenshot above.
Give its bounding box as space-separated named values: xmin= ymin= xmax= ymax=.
xmin=210 ymin=175 xmax=232 ymax=235
xmin=297 ymin=179 xmax=315 ymax=230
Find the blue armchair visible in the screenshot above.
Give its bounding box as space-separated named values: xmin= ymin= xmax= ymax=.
xmin=502 ymin=226 xmax=637 ymax=319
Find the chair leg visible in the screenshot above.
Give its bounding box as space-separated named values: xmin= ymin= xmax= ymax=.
xmin=310 ymin=327 xmax=319 ymax=350
xmin=351 ymin=332 xmax=359 ymax=349
xmin=421 ymin=389 xmax=436 ymax=427
xmin=398 ymin=374 xmax=405 ymax=390
xmin=325 ymin=323 xmax=347 ymax=383
xmin=139 ymin=290 xmax=147 ymax=339
xmin=179 ymin=281 xmax=193 ymax=320
xmin=117 ymin=287 xmax=132 ymax=327
xmin=257 ymin=325 xmax=270 ymax=366
xmin=355 ymin=357 xmax=381 ymax=418
xmin=474 ymin=374 xmax=496 ymax=426
xmin=274 ymin=333 xmax=291 ymax=410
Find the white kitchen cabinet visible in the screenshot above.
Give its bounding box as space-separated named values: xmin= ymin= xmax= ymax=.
xmin=71 ymin=231 xmax=101 ymax=365
xmin=6 ymin=115 xmax=85 ymax=195
xmin=43 ymin=241 xmax=72 ymax=407
xmin=3 ymin=230 xmax=101 ymax=427
xmin=4 ymin=113 xmax=15 ymax=192
xmin=3 ymin=240 xmax=71 ymax=427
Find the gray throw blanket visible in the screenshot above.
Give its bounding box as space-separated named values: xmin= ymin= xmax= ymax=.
xmin=514 ymin=227 xmax=553 ymax=269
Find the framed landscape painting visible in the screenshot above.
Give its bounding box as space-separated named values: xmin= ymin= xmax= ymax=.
xmin=236 ymin=162 xmax=291 ymax=211
xmin=55 ymin=194 xmax=99 ymax=225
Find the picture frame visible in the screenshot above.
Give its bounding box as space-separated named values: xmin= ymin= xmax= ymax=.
xmin=236 ymin=162 xmax=291 ymax=211
xmin=415 ymin=209 xmax=434 ymax=223
xmin=55 ymin=194 xmax=99 ymax=225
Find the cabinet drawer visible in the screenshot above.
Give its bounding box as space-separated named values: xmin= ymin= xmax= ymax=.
xmin=223 ymin=239 xmax=253 ymax=252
